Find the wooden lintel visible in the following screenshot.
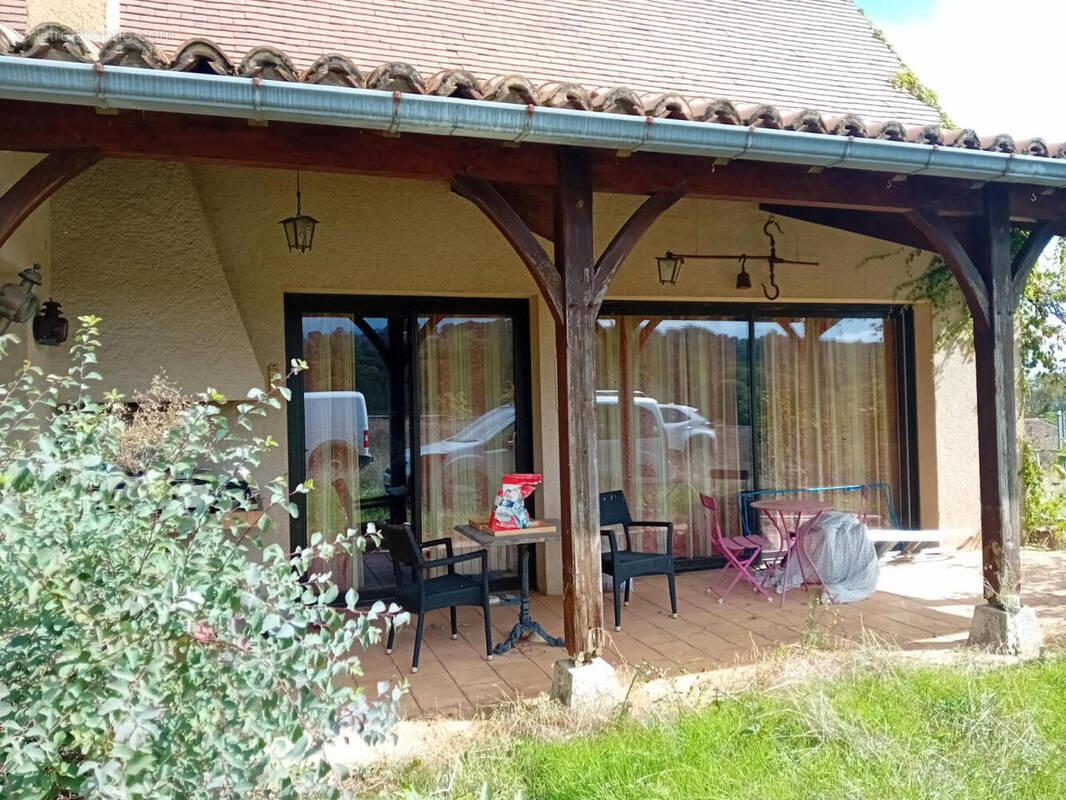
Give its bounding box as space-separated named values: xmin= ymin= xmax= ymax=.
xmin=592 ymin=190 xmax=684 ymax=306
xmin=449 ymin=175 xmax=562 ymax=323
xmin=0 ymin=148 xmax=101 ymax=250
xmin=904 ymin=208 xmax=991 ymax=331
xmin=0 ymin=101 xmax=558 ymax=188
xmin=7 ymin=101 xmax=1066 ymax=223
xmin=1010 ymin=220 xmax=1057 ymax=308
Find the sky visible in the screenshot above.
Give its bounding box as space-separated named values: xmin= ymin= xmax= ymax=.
xmin=856 ymin=0 xmax=1066 ymax=138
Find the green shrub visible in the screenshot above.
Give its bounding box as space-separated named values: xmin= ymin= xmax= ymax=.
xmin=0 ymin=318 xmax=402 ymax=799
xmin=1021 ymin=442 xmax=1066 ymax=547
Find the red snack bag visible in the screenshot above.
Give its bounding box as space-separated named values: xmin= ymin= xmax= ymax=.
xmin=489 ymin=473 xmax=542 ymax=530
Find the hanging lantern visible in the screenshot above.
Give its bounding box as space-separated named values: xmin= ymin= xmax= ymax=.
xmin=33 ymin=299 xmax=68 ymax=346
xmin=279 ymin=171 xmax=318 ymax=253
xmin=656 ymin=252 xmax=684 ymax=286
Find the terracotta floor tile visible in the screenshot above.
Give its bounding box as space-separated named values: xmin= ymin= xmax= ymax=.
xmin=351 ymin=551 xmax=1066 ymax=719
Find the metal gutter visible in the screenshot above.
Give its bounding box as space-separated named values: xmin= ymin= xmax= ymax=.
xmin=2 ymin=55 xmax=1066 ymax=188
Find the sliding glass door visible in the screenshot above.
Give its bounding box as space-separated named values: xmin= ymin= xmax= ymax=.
xmin=418 ymin=314 xmax=520 ymax=574
xmin=755 ymin=316 xmax=902 ymax=528
xmin=286 ymin=297 xmax=531 ymax=600
xmin=595 ymin=304 xmax=915 ymax=568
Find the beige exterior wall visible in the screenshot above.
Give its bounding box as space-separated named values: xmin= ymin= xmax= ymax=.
xmin=932 ymin=317 xmax=982 ymax=534
xmin=26 ymin=0 xmax=113 ymax=32
xmin=4 ymin=154 xmax=983 ymax=587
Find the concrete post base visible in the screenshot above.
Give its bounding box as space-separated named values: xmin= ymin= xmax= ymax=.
xmin=968 ymin=604 xmax=1043 ymax=658
xmin=550 ymin=657 xmax=623 ymax=710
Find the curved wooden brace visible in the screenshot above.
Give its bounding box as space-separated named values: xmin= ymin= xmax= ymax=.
xmin=450 ymin=174 xmax=562 ymax=323
xmin=592 ymin=190 xmax=684 ymax=307
xmin=905 ymin=207 xmax=990 ymax=331
xmin=1011 ymin=220 xmax=1057 ymax=309
xmin=0 ymin=149 xmax=101 ymax=251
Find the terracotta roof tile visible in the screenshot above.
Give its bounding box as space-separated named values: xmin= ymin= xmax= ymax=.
xmin=0 ymin=8 xmax=1053 ymax=158
xmin=111 ymin=0 xmax=939 ymax=122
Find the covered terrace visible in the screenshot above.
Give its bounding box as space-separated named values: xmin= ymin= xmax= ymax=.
xmin=0 ymin=20 xmax=1063 ymax=691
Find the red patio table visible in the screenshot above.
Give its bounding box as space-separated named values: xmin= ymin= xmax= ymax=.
xmin=750 ymin=498 xmax=832 ymax=605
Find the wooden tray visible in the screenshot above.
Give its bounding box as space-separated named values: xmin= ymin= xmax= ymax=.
xmin=468 ymin=517 xmax=557 ymax=536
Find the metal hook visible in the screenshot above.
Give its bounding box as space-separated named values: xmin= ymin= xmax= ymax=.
xmin=762 ymin=269 xmax=780 ymax=301
xmin=762 ymin=215 xmax=782 ymax=244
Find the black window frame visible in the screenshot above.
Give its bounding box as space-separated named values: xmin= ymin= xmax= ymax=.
xmin=284 ymin=294 xmax=535 ymax=601
xmin=598 ymin=301 xmax=920 ymax=531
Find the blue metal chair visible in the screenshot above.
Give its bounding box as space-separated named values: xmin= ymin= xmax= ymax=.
xmin=381 ymin=523 xmax=493 ymax=673
xmin=599 ymin=490 xmax=677 ymax=631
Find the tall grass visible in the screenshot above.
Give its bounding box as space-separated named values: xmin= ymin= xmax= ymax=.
xmin=367 ymin=654 xmax=1066 ymax=799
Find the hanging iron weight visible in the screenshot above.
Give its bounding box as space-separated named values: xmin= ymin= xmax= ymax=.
xmin=654 ymin=214 xmax=819 ymax=299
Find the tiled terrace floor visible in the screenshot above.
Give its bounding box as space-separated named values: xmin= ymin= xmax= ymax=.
xmin=356 ymin=550 xmax=1066 ymax=718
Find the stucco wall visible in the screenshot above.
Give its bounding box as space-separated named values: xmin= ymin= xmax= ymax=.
xmin=25 ymin=0 xmax=110 ymax=31
xmin=932 ymin=318 xmax=982 ymax=535
xmin=31 ymin=156 xmax=982 ymax=588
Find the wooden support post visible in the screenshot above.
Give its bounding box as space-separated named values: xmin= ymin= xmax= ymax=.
xmin=451 ymin=150 xmax=682 ymax=661
xmin=971 ymin=184 xmax=1021 ymax=609
xmin=554 ymin=149 xmax=604 ymax=660
xmin=906 ymin=185 xmax=1056 ymax=612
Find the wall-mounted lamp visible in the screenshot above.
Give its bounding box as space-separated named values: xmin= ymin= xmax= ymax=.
xmin=279 ymin=170 xmax=318 ymax=254
xmin=656 ymin=252 xmax=684 ymax=286
xmin=33 ymin=299 xmax=68 ymax=346
xmin=654 ymin=216 xmax=818 ymax=300
xmin=0 ymin=263 xmax=42 ymax=335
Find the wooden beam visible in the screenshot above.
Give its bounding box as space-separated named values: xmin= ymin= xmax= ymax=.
xmin=8 ymin=101 xmax=1066 ymax=223
xmin=494 ymin=185 xmax=555 ymax=241
xmin=970 ymin=183 xmax=1022 ymax=609
xmin=1011 ymin=220 xmax=1056 ymax=308
xmin=553 ymin=147 xmax=604 ymax=661
xmin=0 ymin=149 xmax=101 ymax=250
xmin=905 ymin=208 xmax=991 ymax=331
xmin=450 ymin=175 xmax=562 ymax=324
xmin=592 ymin=190 xmax=684 ymax=306
xmin=0 ymin=101 xmax=558 ymax=188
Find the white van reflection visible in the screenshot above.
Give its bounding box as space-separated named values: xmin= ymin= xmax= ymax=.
xmin=304 ymin=391 xmax=373 ymax=470
xmin=382 ymin=403 xmax=516 ymax=496
xmin=382 ymin=393 xmax=689 ymax=494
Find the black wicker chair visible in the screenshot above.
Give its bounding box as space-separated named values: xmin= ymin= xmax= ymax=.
xmin=599 ymin=490 xmax=678 ymax=631
xmin=381 ymin=523 xmax=493 ymax=672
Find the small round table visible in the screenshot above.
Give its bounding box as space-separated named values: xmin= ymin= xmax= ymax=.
xmin=750 ymin=498 xmax=832 ymax=605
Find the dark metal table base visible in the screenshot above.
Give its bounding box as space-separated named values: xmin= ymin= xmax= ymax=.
xmin=494 ymin=542 xmax=564 ymax=654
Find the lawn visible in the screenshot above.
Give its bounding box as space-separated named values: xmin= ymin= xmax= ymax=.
xmin=372 ymin=654 xmax=1066 ymax=799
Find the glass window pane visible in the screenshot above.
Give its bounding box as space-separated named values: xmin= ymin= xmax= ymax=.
xmin=419 ymin=315 xmax=518 ymax=574
xmin=301 ymin=313 xmax=370 ymax=594
xmin=754 ymin=315 xmax=899 ymax=525
xmin=596 ymin=316 xmax=752 ymax=557
xmin=596 ymin=311 xmax=904 ymax=557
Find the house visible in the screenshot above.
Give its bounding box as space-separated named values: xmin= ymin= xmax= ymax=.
xmin=0 ymin=0 xmax=1053 ymax=670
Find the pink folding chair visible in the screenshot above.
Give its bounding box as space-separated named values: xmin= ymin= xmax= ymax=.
xmin=700 ymin=493 xmax=780 ymax=603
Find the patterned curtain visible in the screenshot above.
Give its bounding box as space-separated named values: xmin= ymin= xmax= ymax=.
xmin=301 ymin=314 xmax=361 ymax=594
xmin=756 ymin=317 xmax=899 ymax=524
xmin=596 ymin=317 xmax=749 ymax=557
xmin=419 ymin=316 xmax=517 ymax=573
